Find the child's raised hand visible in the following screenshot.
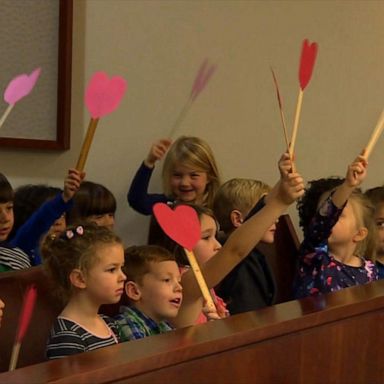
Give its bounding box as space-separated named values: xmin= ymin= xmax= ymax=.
xmin=276 ymin=171 xmax=305 ymax=206
xmin=62 ymin=168 xmax=85 ymax=202
xmin=278 ymin=151 xmax=294 ymax=177
xmin=144 ymin=138 xmax=172 ymax=168
xmin=345 ymin=155 xmax=368 ymax=188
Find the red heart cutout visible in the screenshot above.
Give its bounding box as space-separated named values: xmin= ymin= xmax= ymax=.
xmin=85 ymin=71 xmax=127 ymax=118
xmin=299 ymin=39 xmax=318 ymax=90
xmin=153 ymin=203 xmax=201 ymax=251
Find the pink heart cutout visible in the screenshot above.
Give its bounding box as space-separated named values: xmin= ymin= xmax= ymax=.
xmin=190 ymin=59 xmax=217 ymax=101
xmin=85 ymin=71 xmax=127 ymax=118
xmin=153 ymin=203 xmax=201 ymax=251
xmin=299 ymin=39 xmax=318 ymax=90
xmin=4 ymin=67 xmax=41 ymax=105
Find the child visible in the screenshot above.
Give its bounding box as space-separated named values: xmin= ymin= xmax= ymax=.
xmin=11 ymin=185 xmax=63 ymax=238
xmin=10 ymin=185 xmax=66 ymax=265
xmin=0 ymin=169 xmax=83 ymax=270
xmin=162 ymin=154 xmax=304 ymax=328
xmin=364 ymin=186 xmax=384 ymax=278
xmin=41 ymin=223 xmax=126 ymax=359
xmin=115 ymin=245 xmax=182 ymax=341
xmin=66 ymin=181 xmax=116 ymax=230
xmin=213 ymin=178 xmax=277 ymax=314
xmin=294 ymin=156 xmax=378 ymax=299
xmin=127 ymin=136 xmax=221 ymax=216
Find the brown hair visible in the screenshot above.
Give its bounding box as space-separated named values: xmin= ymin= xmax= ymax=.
xmin=0 ymin=173 xmax=14 ymax=203
xmin=41 ymin=222 xmax=122 ymax=303
xmin=123 ymin=245 xmax=175 ymax=284
xmin=66 ymin=181 xmax=116 ymax=225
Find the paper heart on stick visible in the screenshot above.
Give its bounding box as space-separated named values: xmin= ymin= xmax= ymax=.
xmin=4 ymin=68 xmax=41 ymax=105
xmin=299 ymin=39 xmax=318 ymax=90
xmin=85 ymin=71 xmax=127 ymax=118
xmin=153 ymin=203 xmax=201 ymax=251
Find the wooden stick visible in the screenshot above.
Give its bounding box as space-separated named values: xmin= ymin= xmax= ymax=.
xmin=364 ymin=108 xmax=384 ymax=159
xmin=0 ymin=104 xmax=14 ymax=130
xmin=184 ymin=248 xmax=216 ymax=312
xmin=8 ymin=342 xmax=21 ymax=371
xmin=289 ymin=88 xmax=303 ymax=159
xmin=168 ymin=98 xmax=193 ymax=139
xmin=270 ymin=68 xmax=290 ymax=152
xmin=76 ymin=118 xmax=100 ymax=172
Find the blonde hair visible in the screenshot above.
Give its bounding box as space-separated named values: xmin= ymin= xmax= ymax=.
xmin=213 ymin=178 xmax=271 ymax=233
xmin=41 ymin=223 xmax=122 ymax=303
xmin=349 ymin=190 xmax=377 ymax=261
xmin=162 ymin=136 xmax=221 ymax=208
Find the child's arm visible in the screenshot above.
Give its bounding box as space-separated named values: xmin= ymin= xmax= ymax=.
xmin=10 ymin=169 xmax=83 ymax=257
xmin=174 ymin=165 xmax=304 ymax=327
xmin=62 ymin=168 xmax=85 ymax=203
xmin=331 ymin=155 xmax=367 ymax=208
xmin=144 ymin=139 xmax=172 ymax=169
xmin=127 ymin=139 xmax=172 ymax=215
xmin=301 ymin=155 xmax=368 ymax=254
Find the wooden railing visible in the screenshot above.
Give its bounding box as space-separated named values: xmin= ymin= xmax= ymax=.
xmin=1 ymin=280 xmax=383 ymax=384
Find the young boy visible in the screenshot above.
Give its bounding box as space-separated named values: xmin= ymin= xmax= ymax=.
xmin=212 ymin=178 xmax=277 ymax=314
xmin=364 ymin=186 xmax=384 ymax=278
xmin=115 ymin=245 xmax=182 ymax=341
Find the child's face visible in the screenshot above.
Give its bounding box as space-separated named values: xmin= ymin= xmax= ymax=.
xmin=87 ymin=213 xmax=115 ymax=230
xmin=328 ymin=201 xmax=360 ymax=248
xmin=170 ymin=165 xmax=208 ymax=204
xmin=135 ymin=260 xmax=182 ymax=322
xmin=193 ymin=214 xmax=222 ymax=264
xmin=0 ymin=202 xmax=14 ymax=241
xmin=374 ymin=203 xmax=384 ymax=257
xmin=84 ymin=243 xmax=126 ymax=305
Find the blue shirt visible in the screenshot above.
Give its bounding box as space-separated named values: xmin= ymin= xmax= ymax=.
xmin=127 ymin=162 xmax=171 ymax=215
xmin=115 ymin=305 xmax=173 ymax=341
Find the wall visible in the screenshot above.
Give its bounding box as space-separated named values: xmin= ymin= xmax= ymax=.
xmin=1 ymin=0 xmax=384 ymax=245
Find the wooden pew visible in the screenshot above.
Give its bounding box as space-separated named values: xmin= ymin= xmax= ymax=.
xmin=0 ymin=280 xmax=383 ymax=383
xmin=257 ymin=214 xmax=300 ymax=304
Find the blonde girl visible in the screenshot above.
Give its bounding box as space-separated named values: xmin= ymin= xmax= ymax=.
xmin=42 ymin=223 xmax=126 ymax=359
xmin=294 ymin=155 xmax=378 ymax=298
xmin=128 ymin=136 xmax=221 ymax=216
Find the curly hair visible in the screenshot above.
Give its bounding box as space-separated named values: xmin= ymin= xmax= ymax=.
xmin=297 ymin=177 xmax=344 ymax=230
xmin=41 ymin=222 xmax=122 ymax=303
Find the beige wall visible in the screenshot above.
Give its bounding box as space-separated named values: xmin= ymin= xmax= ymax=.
xmin=1 ymin=0 xmax=384 ymax=245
